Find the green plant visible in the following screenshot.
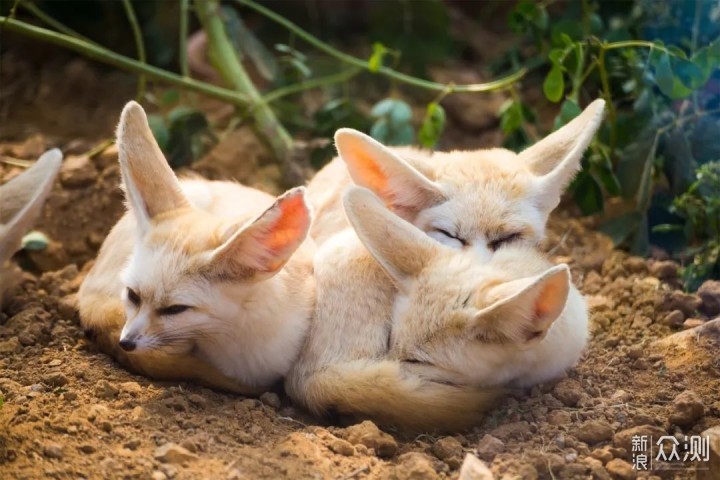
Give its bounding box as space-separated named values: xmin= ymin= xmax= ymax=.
xmin=500 ymin=0 xmax=720 ymax=288
xmin=655 ymin=162 xmax=720 ymax=290
xmin=145 ymin=90 xmax=215 ymax=168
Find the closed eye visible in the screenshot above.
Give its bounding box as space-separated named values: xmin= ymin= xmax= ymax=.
xmin=488 ymin=232 xmax=522 ymax=251
xmin=433 ymin=228 xmax=468 ymax=247
xmin=157 ymin=305 xmax=192 ymax=316
xmin=126 ymin=287 xmax=141 ymax=306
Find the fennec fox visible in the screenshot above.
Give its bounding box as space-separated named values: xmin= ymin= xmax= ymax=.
xmin=78 ymin=102 xmax=315 ymax=394
xmin=308 ymin=99 xmax=605 ymax=247
xmin=0 ymin=149 xmax=62 ymax=302
xmin=286 ymin=187 xmax=587 ymax=432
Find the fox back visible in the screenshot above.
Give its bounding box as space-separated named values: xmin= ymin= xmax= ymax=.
xmin=307 ymin=99 xmax=605 ymax=252
xmin=78 ymin=102 xmax=315 ymax=393
xmin=0 ymin=149 xmax=62 ymax=303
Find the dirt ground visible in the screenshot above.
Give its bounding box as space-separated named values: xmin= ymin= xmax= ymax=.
xmin=2 ymin=52 xmax=720 ymax=480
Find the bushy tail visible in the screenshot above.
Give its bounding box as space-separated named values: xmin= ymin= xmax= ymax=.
xmin=290 ymin=360 xmax=503 ymax=432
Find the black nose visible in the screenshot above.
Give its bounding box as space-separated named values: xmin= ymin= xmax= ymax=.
xmin=119 ymin=339 xmax=137 ymax=352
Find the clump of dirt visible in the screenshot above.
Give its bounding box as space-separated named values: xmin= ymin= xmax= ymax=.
xmin=2 ymin=58 xmax=720 ymax=480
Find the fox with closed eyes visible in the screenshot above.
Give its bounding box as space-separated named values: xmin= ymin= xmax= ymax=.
xmin=78 ymin=101 xmax=315 ymax=394
xmin=286 ymin=186 xmax=588 ymax=432
xmin=307 ymin=99 xmax=606 ymax=255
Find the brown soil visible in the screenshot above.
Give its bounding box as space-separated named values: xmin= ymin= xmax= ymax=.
xmin=2 ymin=55 xmax=719 ymax=480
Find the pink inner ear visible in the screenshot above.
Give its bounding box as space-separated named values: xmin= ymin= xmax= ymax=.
xmin=533 ymin=273 xmax=567 ymax=321
xmin=264 ymin=193 xmax=309 ymax=254
xmin=343 ymin=137 xmax=389 ymax=196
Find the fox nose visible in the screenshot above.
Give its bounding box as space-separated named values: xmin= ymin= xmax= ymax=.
xmin=119 ymin=338 xmax=137 ymax=352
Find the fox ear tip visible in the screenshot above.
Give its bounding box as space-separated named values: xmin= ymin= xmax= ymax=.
xmin=334 ymin=127 xmax=366 ymax=145
xmin=38 ymin=148 xmax=63 ymax=167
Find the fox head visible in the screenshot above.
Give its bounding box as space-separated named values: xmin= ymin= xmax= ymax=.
xmin=335 ymin=99 xmax=604 ymax=259
xmin=115 ymin=101 xmax=311 ymax=354
xmin=0 ymin=149 xmax=62 ymax=300
xmin=344 ymin=186 xmax=571 ymax=386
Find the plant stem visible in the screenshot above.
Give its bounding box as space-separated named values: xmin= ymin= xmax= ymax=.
xmin=195 ymin=0 xmax=293 ymax=160
xmin=122 ymin=0 xmax=147 ymax=101
xmin=0 ymin=17 xmax=251 ymax=107
xmin=597 ymin=47 xmax=617 ymax=158
xmin=604 ymin=40 xmax=673 ymax=56
xmin=262 ymin=68 xmax=361 ymax=104
xmin=234 ymin=0 xmax=526 ymax=93
xmin=179 ymin=0 xmax=190 ymax=78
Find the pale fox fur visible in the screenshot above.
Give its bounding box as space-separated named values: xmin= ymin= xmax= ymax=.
xmin=0 ymin=149 xmax=62 ymax=303
xmin=287 ymin=187 xmax=588 ymax=432
xmin=78 ymin=101 xmax=315 ymax=394
xmin=307 ymin=99 xmax=606 ymax=250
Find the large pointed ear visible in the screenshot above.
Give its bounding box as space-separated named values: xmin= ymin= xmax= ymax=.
xmin=0 ymin=149 xmax=62 ymax=264
xmin=334 ymin=128 xmax=446 ymax=220
xmin=204 ymin=187 xmax=311 ymax=279
xmin=343 ymin=186 xmax=437 ymax=289
xmin=520 ymin=99 xmax=605 ymax=213
xmin=474 ymin=264 xmax=570 ymax=344
xmin=116 ymin=101 xmax=190 ymax=234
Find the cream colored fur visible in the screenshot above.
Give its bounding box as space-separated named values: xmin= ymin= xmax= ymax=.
xmin=287 ymin=187 xmax=588 ymax=432
xmin=307 ymin=99 xmax=606 ymax=249
xmin=0 ymin=149 xmax=62 ymax=302
xmin=78 ymin=101 xmax=315 ymax=394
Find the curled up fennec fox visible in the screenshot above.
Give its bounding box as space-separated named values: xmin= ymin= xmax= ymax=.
xmin=308 ymin=99 xmax=606 ymax=251
xmin=78 ymin=102 xmax=315 ymax=394
xmin=0 ymin=149 xmax=62 ymax=303
xmin=288 ymin=100 xmax=603 ymax=431
xmin=286 ymin=186 xmax=588 ymax=432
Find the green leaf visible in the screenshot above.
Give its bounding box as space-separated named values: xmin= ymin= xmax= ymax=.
xmin=370 ymin=98 xmax=412 ymax=124
xmin=548 ymin=48 xmax=565 ymax=66
xmin=393 ymin=124 xmax=415 ymax=146
xmin=147 ymin=114 xmax=169 ymax=151
xmin=599 ymin=211 xmax=643 ymax=246
xmin=371 ymin=98 xmax=396 ymax=118
xmin=289 ymin=57 xmax=312 ymax=78
xmin=368 ymin=42 xmax=388 ymax=73
xmin=553 ymin=98 xmax=582 ymax=130
xmin=654 ymin=52 xmax=675 ymax=97
xmin=573 ymin=171 xmax=604 ymax=215
xmin=543 ymin=65 xmax=564 ymax=103
xmin=629 ymin=213 xmax=650 ymax=256
xmin=166 ymin=107 xmax=211 ymax=168
xmin=21 ymin=231 xmax=49 ymax=251
xmin=159 ymin=89 xmax=180 ymax=107
xmin=653 ymin=53 xmax=693 ymax=99
xmin=592 ymin=151 xmax=622 ymax=197
xmin=418 ymin=102 xmax=446 ymax=148
xmin=635 ymin=134 xmax=658 ymax=212
xmin=370 ymin=118 xmax=390 ymax=143
xmin=672 ymin=57 xmax=705 ymax=90
xmin=499 ymin=99 xmax=522 ymax=134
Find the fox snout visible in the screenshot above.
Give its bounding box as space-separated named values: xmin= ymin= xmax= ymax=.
xmin=119 ymin=311 xmax=152 ymax=352
xmin=119 ymin=337 xmax=137 ymax=351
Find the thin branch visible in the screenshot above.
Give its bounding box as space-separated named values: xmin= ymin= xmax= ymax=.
xmin=234 ymin=0 xmax=526 ymax=93
xmin=262 ymin=68 xmax=361 ymax=103
xmin=0 ymin=17 xmax=251 ymax=106
xmin=603 ymin=40 xmax=674 ymax=56
xmin=122 ymin=0 xmax=147 ymax=101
